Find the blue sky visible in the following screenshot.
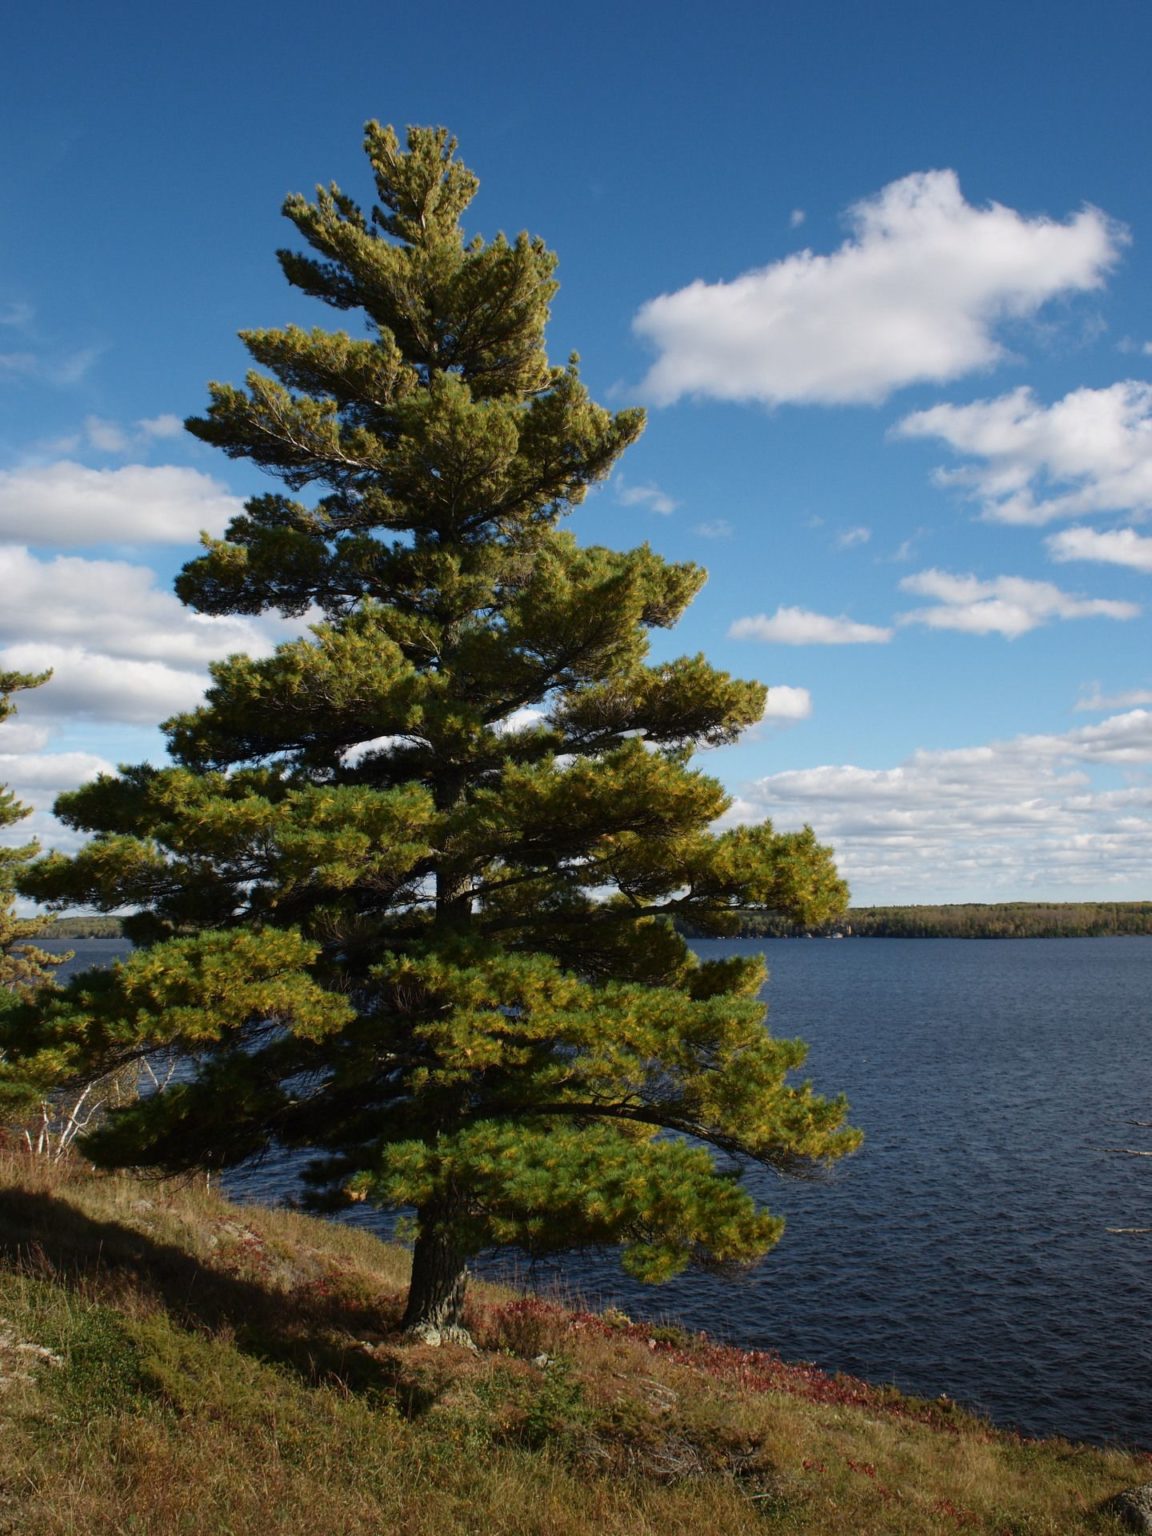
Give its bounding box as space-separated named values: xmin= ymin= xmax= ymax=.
xmin=3 ymin=0 xmax=1152 ymax=904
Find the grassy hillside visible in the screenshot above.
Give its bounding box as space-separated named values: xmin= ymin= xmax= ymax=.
xmin=0 ymin=1149 xmax=1144 ymax=1535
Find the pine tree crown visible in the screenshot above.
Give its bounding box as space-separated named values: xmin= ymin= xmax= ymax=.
xmin=12 ymin=124 xmax=857 ymax=1304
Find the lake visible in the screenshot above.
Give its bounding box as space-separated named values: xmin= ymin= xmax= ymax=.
xmin=43 ymin=936 xmax=1152 ymax=1446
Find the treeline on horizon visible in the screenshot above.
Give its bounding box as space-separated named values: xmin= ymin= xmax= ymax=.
xmin=682 ymin=901 xmax=1152 ymax=939
xmin=32 ymin=903 xmax=1152 ymax=942
xmin=29 ymin=915 xmax=125 ymax=939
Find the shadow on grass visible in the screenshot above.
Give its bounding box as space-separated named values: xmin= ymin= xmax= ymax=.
xmin=0 ymin=1183 xmax=430 ymax=1409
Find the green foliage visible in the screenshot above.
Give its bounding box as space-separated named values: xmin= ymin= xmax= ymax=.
xmin=38 ymin=1297 xmax=149 ymax=1422
xmin=0 ymin=672 xmax=62 ymax=1000
xmin=511 ymin=1356 xmax=589 ymax=1451
xmin=10 ymin=122 xmax=857 ymax=1326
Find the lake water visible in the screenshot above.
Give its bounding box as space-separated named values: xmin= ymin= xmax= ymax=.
xmin=44 ymin=936 xmax=1152 ymax=1446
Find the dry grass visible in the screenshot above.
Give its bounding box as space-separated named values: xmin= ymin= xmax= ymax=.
xmin=0 ymin=1145 xmax=1145 ymax=1535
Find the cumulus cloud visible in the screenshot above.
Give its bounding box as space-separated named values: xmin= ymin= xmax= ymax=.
xmin=896 ymin=382 xmax=1152 ymax=525
xmin=1047 ymin=524 xmax=1152 ymax=573
xmin=724 ymin=709 xmax=1152 ymax=901
xmin=137 ymin=414 xmax=183 ymax=439
xmin=0 ymin=548 xmax=296 ymax=731
xmin=0 ymin=747 xmax=116 ymax=860
xmin=0 ymin=749 xmax=114 ymax=795
xmin=730 ymin=606 xmax=893 ymax=645
xmin=0 ymin=645 xmax=211 ymax=726
xmin=1056 ymin=708 xmax=1152 ymax=762
xmin=897 ymin=568 xmax=1139 ymax=637
xmin=761 ymin=685 xmax=812 ymax=721
xmin=0 ymin=461 xmax=241 ymax=544
xmin=615 ymin=478 xmax=679 ymax=515
xmin=0 ymin=449 xmax=306 ymax=862
xmin=0 ymin=546 xmax=306 ymax=851
xmin=0 ymin=548 xmax=271 ymax=672
xmin=634 ymin=170 xmax=1121 ymax=407
xmin=789 ymin=209 xmax=806 ymax=229
xmin=0 ymin=745 xmax=115 ymax=850
xmin=0 ymin=719 xmax=50 ymax=755
xmin=1076 ymin=685 xmax=1152 ymax=712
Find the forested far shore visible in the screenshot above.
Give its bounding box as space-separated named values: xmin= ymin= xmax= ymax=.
xmin=685 ymin=902 xmax=1152 ymax=939
xmin=26 ymin=915 xmax=125 ymax=939
xmin=29 ymin=903 xmax=1152 ymax=942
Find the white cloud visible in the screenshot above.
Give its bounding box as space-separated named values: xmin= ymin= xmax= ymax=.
xmin=137 ymin=414 xmax=183 ymax=439
xmin=343 ymin=708 xmax=549 ymax=768
xmin=789 ymin=208 xmax=806 ymax=229
xmin=835 ymin=525 xmax=871 ymax=549
xmin=0 ymin=645 xmax=210 ymax=726
xmin=1076 ymin=685 xmax=1152 ymax=712
xmin=0 ymin=750 xmax=114 ymax=795
xmin=725 ymin=709 xmax=1152 ymax=901
xmin=634 ymin=170 xmax=1121 ymax=407
xmin=84 ymin=416 xmax=131 ymax=454
xmin=761 ymin=685 xmax=812 ymax=721
xmin=82 ymin=414 xmax=184 ymax=454
xmin=897 ymin=568 xmax=1139 ymax=637
xmin=0 ymin=461 xmax=241 ymax=544
xmin=1047 ymin=524 xmax=1152 ymax=573
xmin=0 ymin=719 xmax=50 ymax=754
xmin=0 ymin=547 xmax=301 ymax=731
xmin=896 ymin=382 xmax=1152 ymax=525
xmin=694 ymin=519 xmax=733 ymax=539
xmin=340 ymin=734 xmax=403 ymax=767
xmin=1054 ymin=708 xmax=1152 ymax=762
xmin=495 ymin=707 xmax=547 ymax=734
xmin=730 ymin=606 xmax=893 ymax=645
xmin=616 ymin=479 xmax=679 ymax=515
xmin=0 ymin=548 xmax=270 ymax=671
xmin=0 ymin=748 xmax=116 ymax=860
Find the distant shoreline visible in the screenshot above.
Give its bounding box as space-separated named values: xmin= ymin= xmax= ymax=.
xmin=34 ymin=902 xmax=1152 ymax=943
xmin=28 ymin=916 xmax=125 ymax=940
xmin=681 ymin=901 xmax=1152 ymax=940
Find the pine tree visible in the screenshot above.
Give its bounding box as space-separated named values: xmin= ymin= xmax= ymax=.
xmin=0 ymin=669 xmax=69 ymax=1130
xmin=17 ymin=124 xmax=859 ymax=1340
xmin=0 ymin=671 xmax=59 ymax=997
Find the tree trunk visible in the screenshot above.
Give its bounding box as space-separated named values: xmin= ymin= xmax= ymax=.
xmin=402 ymin=1203 xmax=473 ymax=1346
